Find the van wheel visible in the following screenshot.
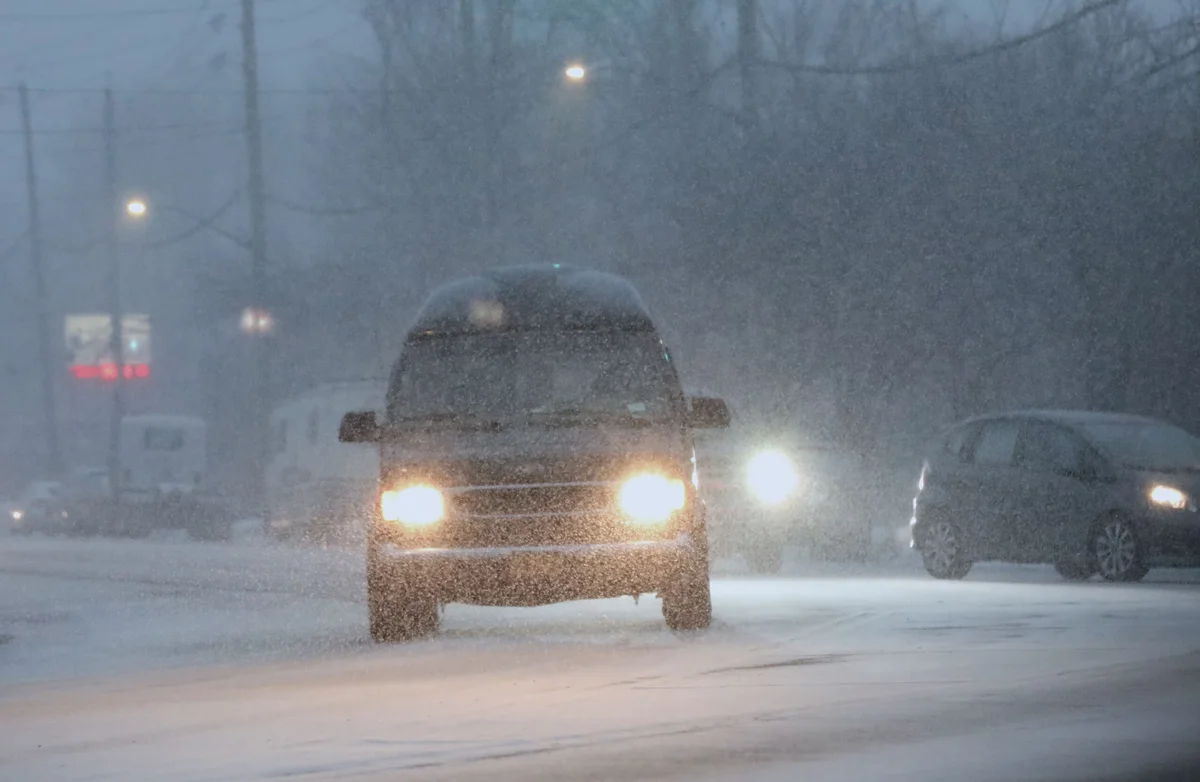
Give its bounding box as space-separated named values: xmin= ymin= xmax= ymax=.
xmin=1094 ymin=517 xmax=1148 ymax=582
xmin=367 ymin=561 xmax=440 ymax=642
xmin=368 ymin=584 xmax=439 ymax=642
xmin=662 ymin=576 xmax=712 ymax=631
xmin=662 ymin=541 xmax=712 ymax=631
xmin=920 ymin=520 xmax=972 ymax=580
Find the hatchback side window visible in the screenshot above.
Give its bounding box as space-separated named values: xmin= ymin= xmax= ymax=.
xmin=972 ymin=421 xmax=1019 ymax=467
xmin=1015 ymin=422 xmax=1081 ymax=474
xmin=942 ymin=424 xmax=977 ymax=463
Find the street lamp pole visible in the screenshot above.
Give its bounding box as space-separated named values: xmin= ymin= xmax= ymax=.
xmin=241 ymin=0 xmax=272 ymax=510
xmin=103 ymin=88 xmax=125 ymax=504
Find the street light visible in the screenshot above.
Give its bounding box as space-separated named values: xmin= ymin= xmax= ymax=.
xmin=564 ymin=63 xmax=587 ymax=82
xmin=240 ymin=307 xmax=274 ymax=335
xmin=125 ymin=198 xmax=147 ymax=218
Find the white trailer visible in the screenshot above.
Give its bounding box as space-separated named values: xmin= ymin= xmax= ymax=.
xmin=265 ymin=380 xmax=385 ymax=543
xmin=50 ymin=415 xmax=233 ymax=540
xmin=119 ymin=414 xmax=208 ymax=499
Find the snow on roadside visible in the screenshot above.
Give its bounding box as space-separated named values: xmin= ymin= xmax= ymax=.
xmin=718 ymin=686 xmax=1200 ymax=782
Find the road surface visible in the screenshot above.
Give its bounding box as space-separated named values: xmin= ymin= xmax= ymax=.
xmin=2 ymin=532 xmax=1199 ymax=781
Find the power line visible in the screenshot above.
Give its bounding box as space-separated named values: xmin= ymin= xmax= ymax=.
xmin=0 ymin=111 xmax=302 ymax=146
xmin=266 ymin=55 xmax=741 ymax=217
xmin=140 ymin=0 xmax=226 ymax=86
xmin=141 ymin=191 xmax=246 ymax=250
xmin=2 ymin=84 xmax=382 ymax=96
xmin=266 ymin=193 xmax=385 ymax=217
xmin=760 ymin=0 xmax=1125 ymax=77
xmin=0 ymin=117 xmax=253 ymax=136
xmin=0 ymin=0 xmax=287 ymax=21
xmin=40 ymin=191 xmax=246 ymax=255
xmin=257 ymin=0 xmax=1133 ymax=221
xmin=1 ymin=0 xmax=322 ymax=87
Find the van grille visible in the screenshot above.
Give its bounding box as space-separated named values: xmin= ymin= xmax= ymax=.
xmin=450 ymin=482 xmax=614 ymax=518
xmin=442 ymin=481 xmax=672 ymax=547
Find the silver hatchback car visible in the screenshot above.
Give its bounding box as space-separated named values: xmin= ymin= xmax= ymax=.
xmin=911 ymin=410 xmax=1200 ymax=582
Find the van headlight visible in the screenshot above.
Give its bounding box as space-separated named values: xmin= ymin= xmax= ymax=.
xmin=746 ymin=450 xmax=798 ymax=506
xmin=380 ymin=485 xmax=445 ymax=526
xmin=618 ymin=474 xmax=686 ymax=525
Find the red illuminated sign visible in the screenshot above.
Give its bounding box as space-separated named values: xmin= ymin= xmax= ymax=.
xmin=70 ymin=363 xmax=151 ymax=381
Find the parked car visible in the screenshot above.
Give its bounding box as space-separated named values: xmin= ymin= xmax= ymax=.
xmin=694 ymin=411 xmax=872 ymax=572
xmin=52 ymin=467 xmax=111 ymax=537
xmin=8 ymin=480 xmax=63 ymax=535
xmin=910 ymin=410 xmax=1200 ymax=582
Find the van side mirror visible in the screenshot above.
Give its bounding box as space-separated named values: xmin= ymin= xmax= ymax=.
xmin=339 ymin=411 xmax=379 ymax=443
xmin=688 ymin=396 xmax=731 ymax=429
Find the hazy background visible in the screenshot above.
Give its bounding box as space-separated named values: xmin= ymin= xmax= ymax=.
xmin=2 ymin=0 xmax=1197 ymax=505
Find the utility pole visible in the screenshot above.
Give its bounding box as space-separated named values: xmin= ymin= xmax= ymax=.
xmin=737 ymin=0 xmax=759 ymax=135
xmin=103 ymin=87 xmax=126 ymax=504
xmin=240 ymin=0 xmax=271 ymax=508
xmin=18 ymin=83 xmax=64 ymax=478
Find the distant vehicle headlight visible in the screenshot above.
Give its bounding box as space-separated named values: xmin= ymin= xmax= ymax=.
xmin=619 ymin=473 xmax=686 ymax=525
xmin=746 ymin=450 xmax=798 ymax=506
xmin=1149 ymin=484 xmax=1190 ymax=511
xmin=10 ymin=509 xmax=23 ymax=521
xmin=380 ymin=485 xmax=445 ymax=526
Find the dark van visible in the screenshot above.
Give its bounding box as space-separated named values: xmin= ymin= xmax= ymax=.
xmin=339 ymin=265 xmax=731 ymax=641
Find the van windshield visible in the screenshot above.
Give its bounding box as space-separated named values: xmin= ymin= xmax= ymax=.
xmin=388 ymin=331 xmax=678 ymax=425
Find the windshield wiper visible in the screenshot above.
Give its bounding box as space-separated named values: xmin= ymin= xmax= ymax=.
xmin=389 ymin=412 xmax=505 ymax=431
xmin=524 ymin=407 xmax=655 ymax=428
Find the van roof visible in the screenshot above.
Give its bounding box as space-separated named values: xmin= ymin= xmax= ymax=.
xmin=406 ymin=265 xmax=656 ymax=341
xmin=964 ymin=409 xmax=1163 ymax=428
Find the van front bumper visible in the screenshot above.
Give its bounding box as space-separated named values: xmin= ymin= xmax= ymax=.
xmin=373 ymin=534 xmax=701 ymax=606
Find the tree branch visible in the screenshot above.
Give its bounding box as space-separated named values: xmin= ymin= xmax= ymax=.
xmin=761 ymin=0 xmax=1125 ymax=76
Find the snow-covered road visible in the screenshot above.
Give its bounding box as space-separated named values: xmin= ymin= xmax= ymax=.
xmin=2 ymin=535 xmax=1199 ymax=781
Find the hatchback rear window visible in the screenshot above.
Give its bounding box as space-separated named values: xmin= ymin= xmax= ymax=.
xmin=973 ymin=421 xmax=1019 ymax=466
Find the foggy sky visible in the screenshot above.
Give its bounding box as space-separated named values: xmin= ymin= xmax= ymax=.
xmin=1 ymin=0 xmax=1192 ymax=490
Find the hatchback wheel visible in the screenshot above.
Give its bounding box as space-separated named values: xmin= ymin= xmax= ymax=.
xmin=920 ymin=520 xmax=971 ymax=580
xmin=1054 ymin=558 xmax=1094 ymax=581
xmin=1094 ymin=517 xmax=1148 ymax=582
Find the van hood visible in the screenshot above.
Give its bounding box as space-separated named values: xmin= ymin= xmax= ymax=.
xmin=381 ymin=423 xmax=690 ymax=487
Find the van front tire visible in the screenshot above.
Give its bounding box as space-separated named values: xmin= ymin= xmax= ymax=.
xmin=367 ymin=561 xmax=440 ymax=642
xmin=662 ymin=576 xmax=712 ymax=631
xmin=662 ymin=537 xmax=713 ymax=631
